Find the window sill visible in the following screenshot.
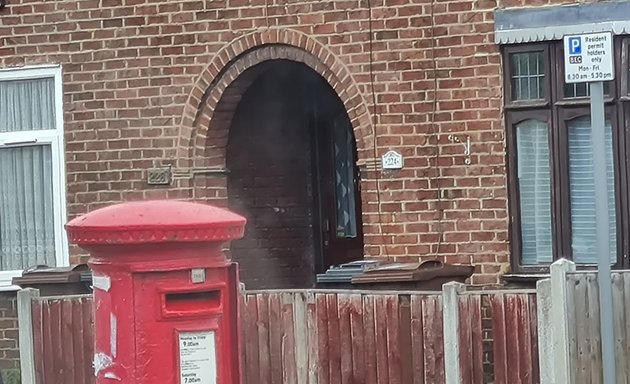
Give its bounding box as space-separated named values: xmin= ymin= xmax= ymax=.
xmin=502 ymin=273 xmax=550 ymax=287
xmin=554 ymin=98 xmax=616 ymax=106
xmin=0 ymin=284 xmax=22 ymax=293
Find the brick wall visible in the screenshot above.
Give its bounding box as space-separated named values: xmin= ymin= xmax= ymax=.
xmin=0 ymin=293 xmax=19 ymax=382
xmin=227 ymin=62 xmax=316 ymax=289
xmin=0 ymin=0 xmax=597 ymax=285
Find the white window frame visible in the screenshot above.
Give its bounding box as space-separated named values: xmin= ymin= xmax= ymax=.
xmin=0 ymin=65 xmax=68 ymax=290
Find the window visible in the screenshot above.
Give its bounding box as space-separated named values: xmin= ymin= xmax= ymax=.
xmin=332 ymin=113 xmax=358 ymax=239
xmin=504 ymin=38 xmax=630 ymax=272
xmin=0 ymin=66 xmax=67 ymax=288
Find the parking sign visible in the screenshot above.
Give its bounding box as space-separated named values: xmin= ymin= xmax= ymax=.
xmin=563 ymin=32 xmax=614 ymax=83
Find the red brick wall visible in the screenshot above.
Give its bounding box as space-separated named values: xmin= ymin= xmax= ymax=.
xmin=0 ymin=293 xmax=20 ymax=380
xmin=227 ymin=62 xmax=316 ymax=289
xmin=0 ymin=0 xmax=597 ymax=284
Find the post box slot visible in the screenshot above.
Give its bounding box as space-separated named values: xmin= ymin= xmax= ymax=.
xmin=164 ymin=290 xmax=221 ymax=314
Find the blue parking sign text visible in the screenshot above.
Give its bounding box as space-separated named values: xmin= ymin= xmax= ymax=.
xmin=568 ymin=37 xmax=582 ymax=55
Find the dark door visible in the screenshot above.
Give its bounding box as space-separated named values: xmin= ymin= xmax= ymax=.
xmin=315 ymin=111 xmax=364 ymax=271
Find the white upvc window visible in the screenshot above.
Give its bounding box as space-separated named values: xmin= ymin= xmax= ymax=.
xmin=0 ymin=65 xmax=67 ymax=289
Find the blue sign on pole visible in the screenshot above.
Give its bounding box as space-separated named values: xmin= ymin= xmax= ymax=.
xmin=568 ymin=36 xmax=582 ymax=55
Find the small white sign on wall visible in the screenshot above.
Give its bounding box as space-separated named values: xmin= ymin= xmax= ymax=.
xmin=382 ymin=150 xmax=403 ymax=170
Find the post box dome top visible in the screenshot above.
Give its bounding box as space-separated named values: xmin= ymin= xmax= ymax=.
xmin=66 ymin=200 xmax=246 ymax=245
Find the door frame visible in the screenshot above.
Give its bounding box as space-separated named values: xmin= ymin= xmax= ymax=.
xmin=310 ymin=103 xmax=364 ymax=273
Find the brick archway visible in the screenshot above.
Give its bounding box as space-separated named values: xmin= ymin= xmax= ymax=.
xmin=176 ymin=29 xmax=372 ymax=173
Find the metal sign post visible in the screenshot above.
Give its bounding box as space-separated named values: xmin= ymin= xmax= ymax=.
xmin=564 ymin=31 xmax=616 ymax=383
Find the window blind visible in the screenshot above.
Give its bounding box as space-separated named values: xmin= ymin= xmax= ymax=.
xmin=568 ymin=117 xmax=616 ymax=263
xmin=517 ymin=120 xmax=553 ymax=264
xmin=0 ymin=78 xmax=55 ymax=132
xmin=0 ymin=77 xmax=57 ymax=270
xmin=0 ymin=146 xmax=56 ymax=270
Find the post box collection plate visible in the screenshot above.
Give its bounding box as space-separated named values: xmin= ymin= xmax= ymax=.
xmin=191 ymin=268 xmax=206 ymax=284
xmin=178 ymin=330 xmax=217 ymax=384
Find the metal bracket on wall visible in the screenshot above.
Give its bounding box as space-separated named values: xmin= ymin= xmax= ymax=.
xmin=172 ymin=167 xmax=230 ymax=179
xmin=146 ymin=166 xmax=229 ymax=185
xmin=358 ymin=159 xmax=381 ymax=172
xmin=447 ymin=134 xmax=472 ymax=165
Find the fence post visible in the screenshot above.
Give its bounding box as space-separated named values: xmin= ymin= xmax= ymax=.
xmin=443 ymin=281 xmax=465 ymax=384
xmin=536 ymin=278 xmax=553 ymax=384
xmin=17 ymin=288 xmax=40 ymax=384
xmin=550 ymin=258 xmax=576 ymax=384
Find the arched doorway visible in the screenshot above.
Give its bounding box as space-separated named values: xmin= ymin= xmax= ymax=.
xmin=226 ymin=60 xmax=363 ymax=289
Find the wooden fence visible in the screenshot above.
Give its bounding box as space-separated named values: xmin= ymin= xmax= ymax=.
xmin=18 ymin=287 xmax=540 ymax=384
xmin=487 ymin=292 xmax=539 ymax=384
xmin=240 ymin=291 xmax=445 ymax=384
xmin=17 ymin=290 xmax=94 ymax=384
xmin=445 ymin=285 xmax=539 ymax=384
xmin=538 ymin=259 xmax=630 ymax=383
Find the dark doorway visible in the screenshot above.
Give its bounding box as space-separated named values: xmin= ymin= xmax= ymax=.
xmin=226 ymin=60 xmax=363 ymax=289
xmin=311 ymin=85 xmax=365 ymax=271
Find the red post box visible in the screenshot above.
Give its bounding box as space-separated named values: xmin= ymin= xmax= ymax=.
xmin=66 ymin=200 xmax=246 ymax=384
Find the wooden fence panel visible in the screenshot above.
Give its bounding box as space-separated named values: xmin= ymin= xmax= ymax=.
xmin=242 ymin=294 xmax=260 ymax=384
xmin=540 ymin=265 xmax=630 ymax=382
xmin=31 ymin=297 xmax=44 ymax=384
xmin=269 ymin=293 xmax=284 ymax=384
xmin=349 ymin=294 xmax=365 ymax=384
xmin=31 ymin=295 xmax=94 ymax=384
xmin=327 ymin=293 xmax=341 ymax=384
xmin=338 ymin=293 xmax=352 ymax=384
xmin=410 ymin=295 xmax=426 ymax=384
xmin=458 ymin=293 xmax=484 ymax=384
xmin=565 ymin=271 xmax=630 ymax=384
xmin=362 ymin=294 xmax=377 ymax=384
xmin=374 ymin=295 xmax=388 ymax=384
xmin=619 ymin=274 xmax=630 ymax=384
xmin=420 ymin=295 xmax=444 ymax=384
xmin=585 ymin=274 xmax=602 ymax=384
xmin=22 ymin=288 xmax=542 ymax=384
xmin=571 ymin=272 xmax=595 ymax=383
xmin=487 ymin=292 xmax=539 ymax=384
xmin=240 ymin=290 xmax=445 ymax=384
